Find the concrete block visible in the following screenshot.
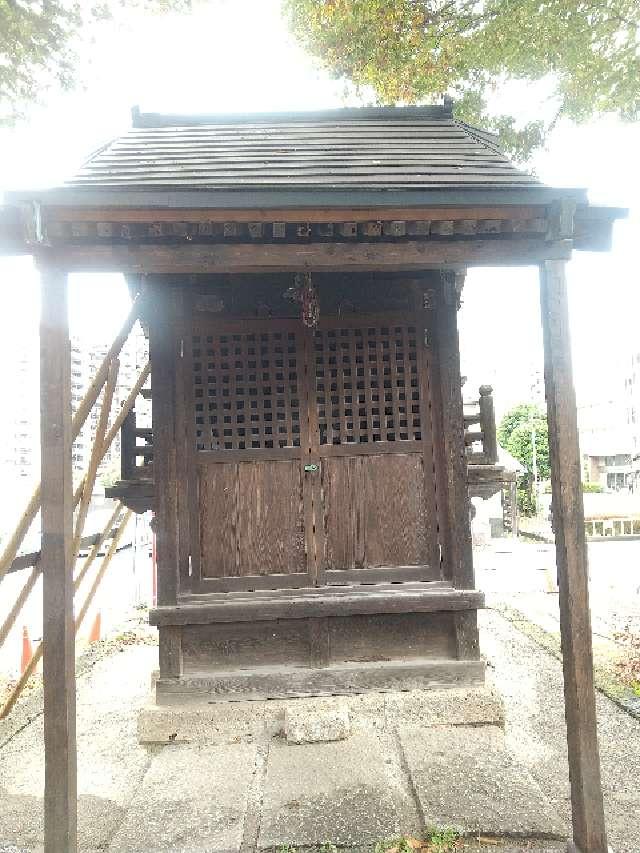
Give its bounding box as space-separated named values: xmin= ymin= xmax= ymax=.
xmin=108 ymin=743 xmax=257 ymax=852
xmin=399 ymin=724 xmax=564 ymax=838
xmin=137 ymin=700 xmax=267 ymax=744
xmin=385 ymin=685 xmax=504 ymax=728
xmin=284 ymin=699 xmax=351 ymax=744
xmin=259 ymin=732 xmax=420 ymax=847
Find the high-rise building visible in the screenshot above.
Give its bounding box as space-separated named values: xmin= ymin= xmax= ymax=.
xmin=0 ymin=326 xmax=147 ymax=485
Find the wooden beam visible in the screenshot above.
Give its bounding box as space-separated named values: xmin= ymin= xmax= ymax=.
xmin=430 ymin=273 xmax=474 ymax=589
xmin=539 ymin=260 xmax=609 ymax=853
xmin=39 ymin=238 xmax=572 ymax=274
xmin=147 ymin=284 xmax=179 ymax=609
xmin=40 ymin=267 xmax=77 ymax=853
xmin=47 ymin=204 xmax=545 ymax=224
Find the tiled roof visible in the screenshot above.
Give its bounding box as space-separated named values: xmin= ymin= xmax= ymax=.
xmin=67 ymin=105 xmax=540 ymax=191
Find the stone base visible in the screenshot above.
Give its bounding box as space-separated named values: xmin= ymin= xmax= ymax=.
xmin=138 ymin=684 xmax=504 ymax=744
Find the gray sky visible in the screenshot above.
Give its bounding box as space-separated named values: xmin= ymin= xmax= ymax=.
xmin=0 ymin=0 xmax=637 ymax=416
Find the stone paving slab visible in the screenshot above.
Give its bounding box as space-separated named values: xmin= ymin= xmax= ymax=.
xmin=258 ymin=732 xmax=420 ymax=848
xmin=398 ymin=725 xmax=564 ymax=839
xmin=108 ymin=743 xmax=257 ymax=853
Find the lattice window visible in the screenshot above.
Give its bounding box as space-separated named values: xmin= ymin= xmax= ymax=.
xmin=313 ymin=324 xmax=422 ymax=445
xmin=191 ymin=330 xmax=301 ymax=451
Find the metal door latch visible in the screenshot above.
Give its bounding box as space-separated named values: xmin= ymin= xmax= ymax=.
xmin=304 ymin=463 xmax=319 ymax=473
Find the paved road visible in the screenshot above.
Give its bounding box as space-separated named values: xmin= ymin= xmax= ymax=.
xmin=0 ymin=533 xmax=153 ymax=680
xmin=475 ymin=537 xmax=640 ymax=640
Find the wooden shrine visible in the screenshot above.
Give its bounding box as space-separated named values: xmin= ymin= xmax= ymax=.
xmin=0 ymin=102 xmax=625 ymax=853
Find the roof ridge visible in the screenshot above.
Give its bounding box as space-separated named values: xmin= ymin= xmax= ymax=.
xmin=130 ymin=103 xmax=454 ymax=129
xmin=454 ymin=120 xmax=503 ymax=155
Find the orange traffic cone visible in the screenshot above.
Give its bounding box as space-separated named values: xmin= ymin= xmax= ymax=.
xmin=21 ymin=626 xmax=33 ymax=675
xmin=89 ymin=611 xmax=102 ymax=643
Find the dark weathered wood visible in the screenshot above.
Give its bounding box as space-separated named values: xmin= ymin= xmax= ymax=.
xmin=308 ymin=617 xmax=330 ymax=668
xmin=41 ymin=238 xmax=572 ymax=274
xmin=478 ymin=385 xmax=498 ymax=463
xmin=430 ymin=274 xmax=474 ymax=588
xmin=329 ymin=612 xmax=455 ymax=662
xmin=196 ymin=571 xmax=312 ymax=594
xmin=539 ymin=260 xmax=608 ymax=853
xmin=302 ymin=327 xmax=324 ymax=585
xmin=148 ymin=283 xmax=179 ymax=605
xmin=173 ymin=289 xmax=193 ymax=595
xmin=183 ymin=620 xmax=310 ymax=670
xmin=150 ymin=585 xmax=484 ymax=625
xmin=325 ymin=566 xmax=434 ymax=585
xmin=179 ymin=578 xmax=448 ymax=604
xmin=120 ymin=410 xmax=137 ymax=480
xmin=454 ymin=611 xmax=480 ymax=660
xmin=198 ymin=460 xmax=307 ymax=581
xmin=7 ymin=531 xmax=109 ymax=575
xmin=40 ymin=267 xmax=77 ymax=853
xmin=155 ymin=657 xmax=486 ymax=704
xmin=412 ymin=282 xmax=443 ymax=573
xmin=158 ymin=626 xmax=183 ymax=678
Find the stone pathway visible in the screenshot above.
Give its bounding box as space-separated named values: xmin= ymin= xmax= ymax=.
xmin=1 ymin=600 xmax=639 ymax=852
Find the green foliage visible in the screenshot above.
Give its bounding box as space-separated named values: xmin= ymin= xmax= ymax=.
xmin=425 ymin=826 xmax=460 ymax=852
xmin=374 ymin=829 xmax=459 ymax=853
xmin=0 ymin=0 xmax=194 ymax=125
xmin=583 ymin=481 xmax=604 ymax=493
xmin=284 ymin=0 xmax=640 ymax=159
xmin=498 ymin=403 xmax=549 ymax=516
xmin=498 ymin=403 xmax=550 ymax=479
xmin=517 ymin=484 xmax=537 ymax=516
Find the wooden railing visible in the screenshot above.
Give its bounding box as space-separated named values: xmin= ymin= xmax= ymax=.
xmin=464 ymin=384 xmax=498 ymax=465
xmin=120 ymin=409 xmax=153 ymax=480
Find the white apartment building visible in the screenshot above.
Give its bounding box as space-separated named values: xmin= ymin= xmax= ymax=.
xmin=0 ymin=327 xmax=147 ymax=485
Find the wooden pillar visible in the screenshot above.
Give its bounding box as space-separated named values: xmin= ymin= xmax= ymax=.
xmin=147 ymin=281 xmax=183 ymax=678
xmin=539 ymin=260 xmax=609 ymax=853
xmin=430 ymin=271 xmax=474 ymax=589
xmin=478 ymin=384 xmax=498 ymax=463
xmin=40 ymin=266 xmax=77 ymax=853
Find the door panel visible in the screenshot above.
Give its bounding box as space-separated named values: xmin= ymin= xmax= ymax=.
xmin=321 ymin=453 xmax=435 ymax=575
xmin=182 ymin=306 xmax=440 ymax=594
xmin=187 ymin=317 xmax=314 ymax=592
xmin=312 ymin=316 xmax=439 ymax=582
xmin=362 ymin=453 xmax=430 ymax=567
xmin=199 ymin=459 xmax=306 ymax=578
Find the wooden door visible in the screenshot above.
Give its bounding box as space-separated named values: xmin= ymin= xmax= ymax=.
xmin=310 ymin=315 xmax=440 ymax=585
xmin=183 ymin=306 xmax=440 ymax=594
xmin=185 ymin=315 xmax=314 ymax=593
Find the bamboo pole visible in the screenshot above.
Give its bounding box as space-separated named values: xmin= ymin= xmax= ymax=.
xmin=0 ymin=360 xmax=150 ymax=656
xmin=0 ymin=508 xmax=132 ymax=720
xmin=71 ymin=360 xmax=151 ymax=508
xmin=0 ymin=487 xmax=42 ymax=589
xmin=74 ymin=503 xmax=123 ymax=592
xmin=70 ymin=293 xmax=142 ymax=442
xmin=1 ymin=634 xmax=44 ymax=719
xmin=75 ymin=510 xmax=133 ymax=632
xmin=0 ymin=295 xmax=143 ymax=587
xmin=101 ymin=361 xmax=151 ymax=455
xmin=72 ymin=358 xmax=120 ymax=558
xmin=0 ymin=564 xmax=41 ymax=649
xmin=0 ymin=501 xmax=121 ymax=653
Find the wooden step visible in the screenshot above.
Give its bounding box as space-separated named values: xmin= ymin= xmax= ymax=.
xmin=155 ymin=657 xmax=486 ymax=704
xmin=150 ymin=582 xmax=484 ymax=626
